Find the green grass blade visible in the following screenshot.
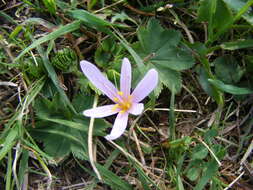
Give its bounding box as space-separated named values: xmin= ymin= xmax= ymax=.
xmin=14 ymin=20 xmax=81 ymax=61
xmin=0 ymin=126 xmax=18 ymax=161
xmin=221 ymin=39 xmax=253 ymax=50
xmin=96 ymin=164 xmax=133 ymax=190
xmin=6 ymin=152 xmax=12 ymax=190
xmin=208 ymin=79 xmax=253 ymax=95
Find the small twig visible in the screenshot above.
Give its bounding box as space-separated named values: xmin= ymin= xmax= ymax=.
xmin=169 ymin=9 xmax=194 ymax=44
xmin=224 ymin=171 xmax=245 ymax=190
xmin=88 ymin=95 xmax=102 ymax=181
xmin=108 ymin=140 xmax=144 ymax=167
xmin=132 ymin=130 xmax=146 ymax=165
xmin=124 ymin=3 xmax=155 ymax=16
xmin=154 ymin=108 xmax=197 ymax=113
xmin=182 ymin=84 xmax=202 ymax=114
xmin=198 ymin=138 xmax=222 ymax=167
xmin=240 ymin=139 xmax=253 ymax=166
xmin=33 ymin=152 xmax=52 ymax=190
xmin=93 ymin=0 xmax=125 ymax=14
xmin=12 ymin=142 xmax=21 ymax=189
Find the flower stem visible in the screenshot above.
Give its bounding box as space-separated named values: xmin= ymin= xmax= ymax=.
xmin=88 ymin=94 xmax=102 ymax=181
xmin=169 ymin=86 xmax=176 ymax=141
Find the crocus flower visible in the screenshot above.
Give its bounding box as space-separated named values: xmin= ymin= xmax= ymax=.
xmin=80 ymin=58 xmax=158 ymax=140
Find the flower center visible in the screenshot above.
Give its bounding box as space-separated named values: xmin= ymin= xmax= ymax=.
xmin=112 ymin=91 xmax=132 ymax=113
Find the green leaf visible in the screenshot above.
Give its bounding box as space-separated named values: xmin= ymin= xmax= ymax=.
xmin=214 ymin=55 xmax=244 ymax=84
xmin=96 ymin=164 xmax=133 ymax=190
xmin=0 ymin=126 xmax=18 ymax=161
xmin=198 ymin=0 xmax=233 ymax=42
xmin=177 ymin=174 xmax=185 ymax=190
xmin=192 ymin=144 xmax=209 ymax=160
xmin=136 ymin=18 xmax=195 ymax=71
xmin=133 ymin=18 xmax=194 ymax=93
xmin=134 ymin=163 xmax=160 ymax=190
xmin=197 ymin=66 xmax=221 ymax=102
xmin=152 ymin=65 xmax=182 ymax=93
xmin=208 ymin=79 xmax=253 ymax=95
xmin=14 ymin=20 xmax=81 ymax=61
xmin=186 ymin=167 xmax=200 ymax=181
xmin=223 ymin=0 xmax=253 ymax=25
xmin=111 ymin=12 xmax=137 ymax=25
xmin=43 ymin=0 xmax=57 ymax=14
xmin=193 ymin=160 xmax=219 ymax=190
xmin=69 ymin=9 xmax=114 ymax=34
xmin=18 ymin=150 xmax=29 ymax=186
xmin=31 ymin=125 xmax=73 ymax=158
xmin=221 ymin=39 xmax=253 ymax=50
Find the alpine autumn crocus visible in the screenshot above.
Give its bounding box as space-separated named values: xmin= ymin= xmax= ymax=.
xmin=80 ymin=58 xmax=158 ymax=140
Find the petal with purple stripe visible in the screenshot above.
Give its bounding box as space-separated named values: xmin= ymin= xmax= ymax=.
xmin=128 ymin=103 xmax=144 ymax=115
xmin=131 ymin=69 xmax=158 ymax=103
xmin=120 ymin=58 xmax=132 ymax=97
xmin=104 ymin=113 xmax=129 ymax=140
xmin=80 ymin=60 xmax=119 ymax=101
xmin=83 ymin=104 xmax=119 ymax=118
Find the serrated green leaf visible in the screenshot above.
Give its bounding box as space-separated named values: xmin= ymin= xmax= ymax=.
xmin=153 ymin=64 xmax=182 ymax=93
xmin=208 ymin=79 xmax=253 ymax=95
xmin=136 ymin=18 xmax=194 ymax=71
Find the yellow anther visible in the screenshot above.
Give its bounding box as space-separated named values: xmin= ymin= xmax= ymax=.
xmin=119 ymin=110 xmax=125 ymax=114
xmin=117 ymin=91 xmax=124 ymax=96
xmin=113 ymin=97 xmax=119 ymax=102
xmin=112 ymin=104 xmax=119 ymax=111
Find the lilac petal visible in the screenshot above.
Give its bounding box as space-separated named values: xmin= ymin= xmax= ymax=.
xmin=104 ymin=113 xmax=129 ymax=140
xmin=120 ymin=58 xmax=132 ymax=97
xmin=131 ymin=69 xmax=158 ymax=103
xmin=128 ymin=103 xmax=144 ymax=115
xmin=83 ymin=104 xmax=119 ymax=118
xmin=80 ymin=60 xmax=119 ymax=101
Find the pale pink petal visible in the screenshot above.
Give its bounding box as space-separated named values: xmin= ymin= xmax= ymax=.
xmin=131 ymin=69 xmax=158 ymax=103
xmin=83 ymin=104 xmax=119 ymax=118
xmin=104 ymin=113 xmax=128 ymax=140
xmin=128 ymin=103 xmax=144 ymax=115
xmin=80 ymin=60 xmax=119 ymax=101
xmin=120 ymin=58 xmax=132 ymax=97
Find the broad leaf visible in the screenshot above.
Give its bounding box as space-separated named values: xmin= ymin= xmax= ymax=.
xmin=214 ymin=55 xmax=244 ymax=84
xmin=208 ymin=79 xmax=253 ymax=95
xmin=133 ymin=18 xmax=194 ymax=93
xmin=198 ymin=0 xmax=233 ymax=41
xmin=193 ymin=160 xmax=219 ymax=190
xmin=136 ymin=18 xmax=194 ymax=71
xmin=30 ymin=93 xmax=110 ymax=158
